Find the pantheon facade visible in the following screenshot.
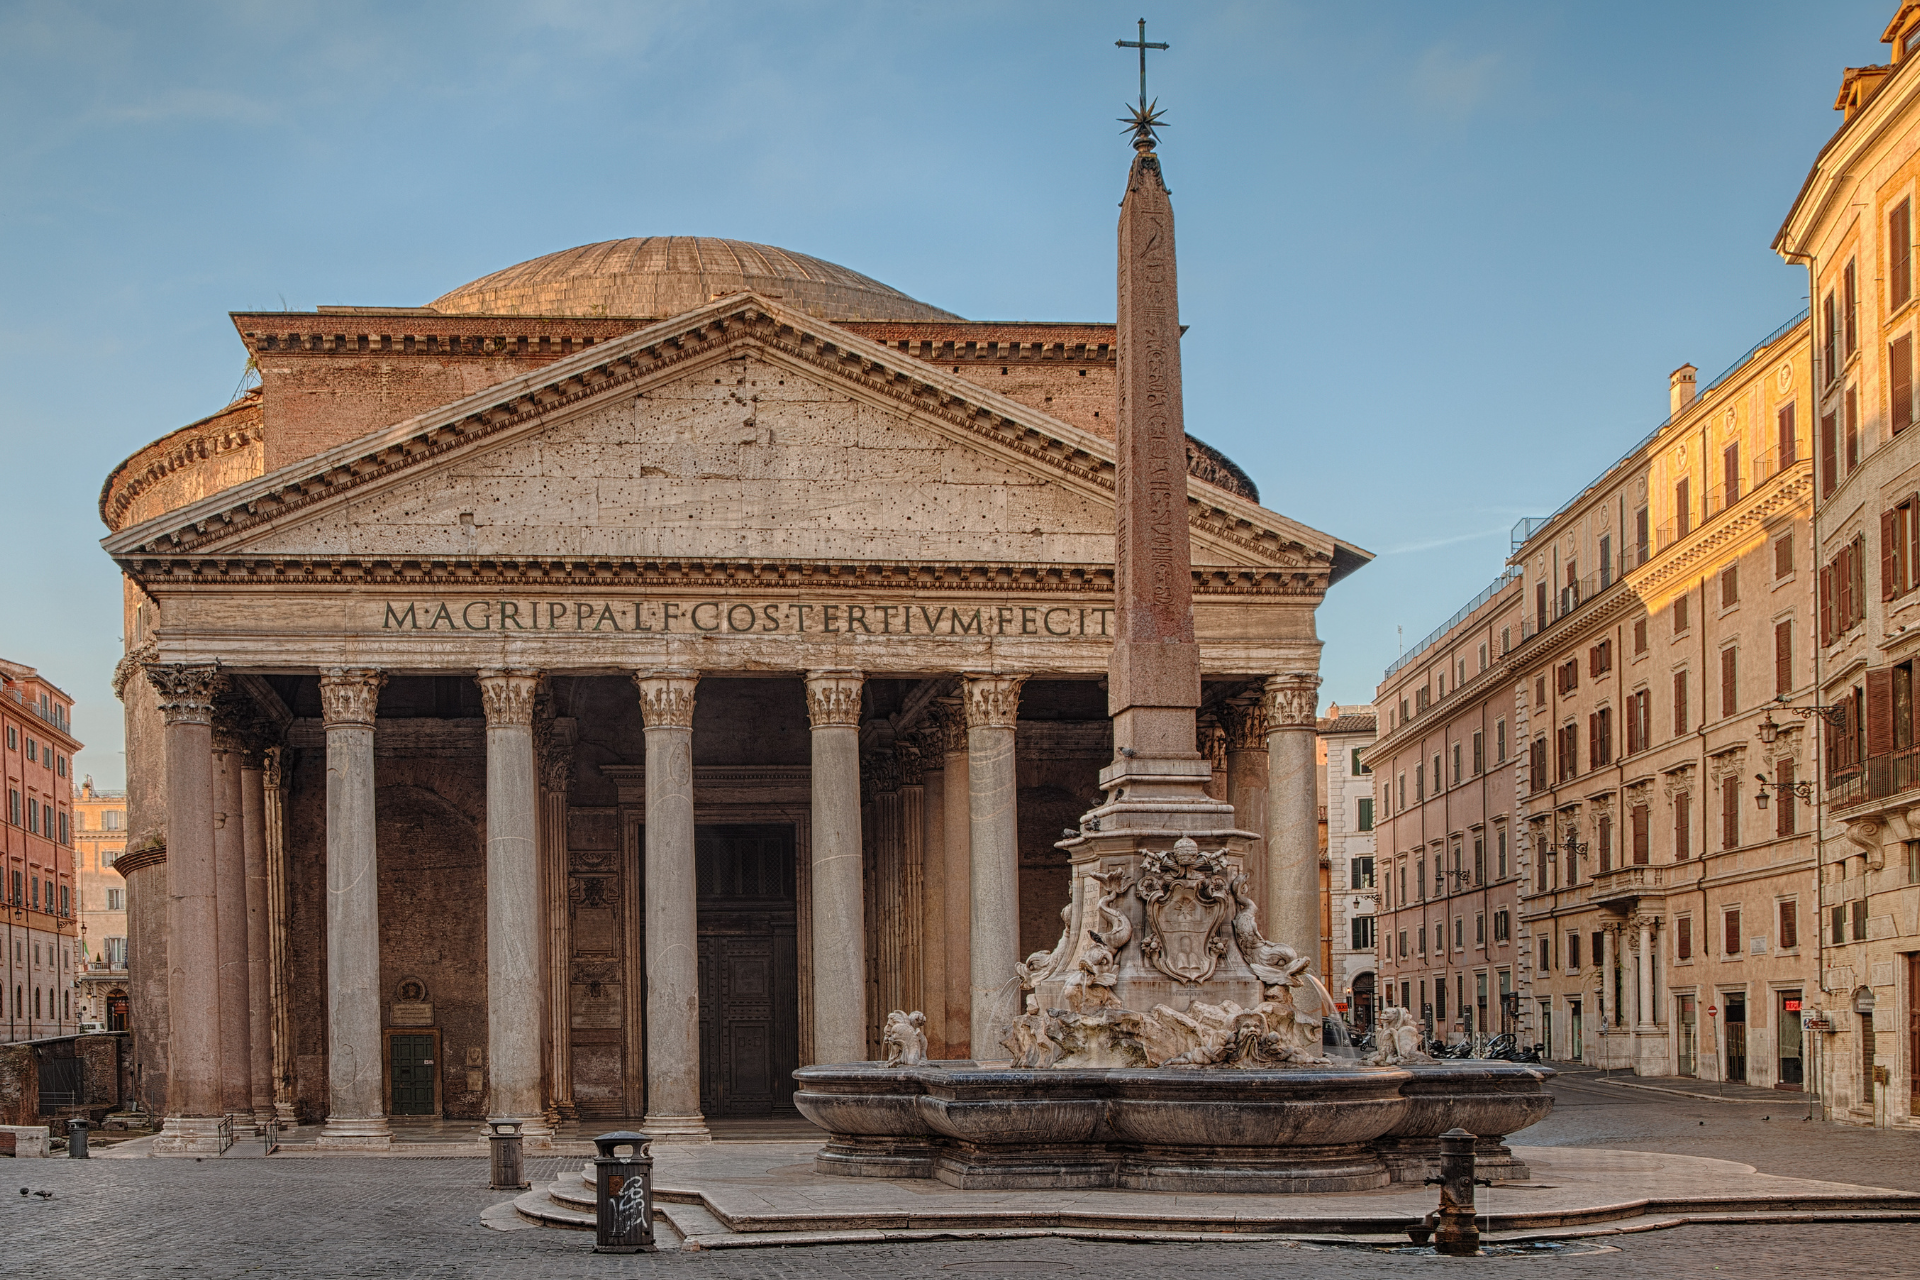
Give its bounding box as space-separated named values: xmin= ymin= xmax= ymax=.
xmin=99 ymin=239 xmax=1367 ymax=1151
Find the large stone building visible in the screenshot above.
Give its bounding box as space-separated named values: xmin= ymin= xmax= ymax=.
xmin=1508 ymin=319 xmax=1816 ymax=1080
xmin=1 ymin=658 xmax=82 ymax=1042
xmin=1369 ymin=574 xmax=1526 ymax=1048
xmin=1320 ymin=705 xmax=1378 ymax=1029
xmin=73 ymin=778 xmax=129 ymax=1030
xmin=1775 ymin=2 xmax=1920 ymax=1126
xmin=99 ymin=237 xmax=1368 ymax=1151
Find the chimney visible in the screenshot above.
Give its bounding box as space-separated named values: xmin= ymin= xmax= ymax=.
xmin=1669 ymin=364 xmax=1697 ymax=419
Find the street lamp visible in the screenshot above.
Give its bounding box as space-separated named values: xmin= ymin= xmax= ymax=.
xmin=1754 ymin=771 xmax=1814 ymax=811
xmin=1757 ymin=696 xmax=1848 ymax=745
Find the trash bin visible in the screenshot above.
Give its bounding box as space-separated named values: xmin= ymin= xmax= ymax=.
xmin=488 ymin=1119 xmax=528 ymax=1190
xmin=67 ymin=1118 xmax=89 ymax=1159
xmin=591 ymin=1130 xmax=655 ymax=1253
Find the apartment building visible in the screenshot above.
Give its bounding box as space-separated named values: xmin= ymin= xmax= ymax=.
xmin=1775 ymin=1 xmax=1920 ymax=1126
xmin=1369 ymin=575 xmax=1525 ymax=1046
xmin=2 ymin=657 xmax=82 ymax=1042
xmin=73 ymin=777 xmax=129 ymax=1030
xmin=1322 ymin=706 xmax=1380 ymax=1030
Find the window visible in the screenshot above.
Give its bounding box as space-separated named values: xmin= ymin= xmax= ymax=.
xmin=1398 ymin=773 xmax=1406 ymax=809
xmin=104 ymin=810 xmax=123 ymax=831
xmin=58 ymin=812 xmax=68 ymax=846
xmin=1675 ymin=476 xmax=1692 ymax=539
xmin=1776 ymin=757 xmax=1798 ymax=837
xmin=1635 ymin=506 xmax=1651 ymax=564
xmin=1597 ymin=811 xmax=1613 ymax=872
xmin=26 ymin=738 xmax=36 ymax=762
xmin=1883 ymin=496 xmax=1920 ymax=598
xmin=1557 ymin=659 xmax=1579 ymax=695
xmin=1588 ymin=708 xmax=1613 ymax=767
xmin=7 ymin=789 xmax=17 ymax=827
xmin=1493 ymin=909 xmax=1510 ymax=942
xmin=1853 ymin=898 xmax=1869 ymax=940
xmin=1476 ymin=912 xmax=1486 ymax=944
xmin=1674 ymin=791 xmax=1692 ymax=860
xmin=1778 ymin=402 xmax=1797 ymax=465
xmin=1600 ymin=534 xmax=1613 ymax=588
xmin=1454 ymin=917 xmax=1464 ymax=950
xmin=1557 ymin=721 xmax=1579 ymax=781
xmin=26 ymin=798 xmax=38 ymax=835
xmin=1472 ymin=730 xmax=1484 ymax=775
xmin=1845 ymin=257 xmax=1859 ymax=357
xmin=1398 ymin=862 xmax=1407 ymax=905
xmin=1501 ymin=625 xmax=1512 ymax=654
xmin=1674 ymin=593 xmax=1690 ymax=634
xmin=1627 ymin=688 xmax=1650 ymax=754
xmin=1357 ymin=798 xmax=1374 ymax=832
xmin=1674 ymin=670 xmax=1690 ymax=736
xmin=1823 ymin=288 xmax=1839 ymax=384
xmin=1893 ymin=198 xmax=1913 ymax=311
xmin=1721 ymin=774 xmax=1740 ymax=850
xmin=1351 ymin=855 xmax=1375 ymax=889
xmin=1452 ymin=742 xmax=1462 ymax=785
xmin=1724 ymin=908 xmax=1741 ymax=956
xmin=1418 ymin=918 xmax=1428 ymax=954
xmin=1720 ymin=647 xmax=1738 ymax=718
xmin=1351 ymin=748 xmax=1370 ymax=775
xmin=1351 ymin=916 xmax=1376 ymax=950
xmin=1478 ymin=642 xmax=1488 ymax=673
xmin=1535 ymin=675 xmax=1547 ymax=707
xmin=1538 ymin=937 xmax=1551 ymax=973
xmin=55 ymin=756 xmax=65 ymax=778
xmin=1536 ymin=582 xmax=1549 ymax=632
xmin=1590 ymin=640 xmax=1612 ymax=677
xmin=1398 ymin=930 xmax=1408 ymax=958
xmin=1432 ymin=753 xmax=1442 ymax=794
xmin=1820 ymin=534 xmax=1869 ymax=642
xmin=1821 ymin=407 xmax=1839 ymax=497
xmin=1473 ymin=834 xmax=1486 ymax=884
xmin=1779 ymin=900 xmax=1798 ymax=950
xmin=1496 ymin=718 xmax=1507 ymax=763
xmin=1894 ymin=334 xmax=1915 ymax=433
xmin=1677 ymin=915 xmax=1693 ymax=960
xmin=1417 ymin=857 xmax=1427 ymax=902
xmin=1723 ymin=442 xmax=1741 ymax=508
xmin=1846 ymin=385 xmax=1860 ymax=470
xmin=106 ymin=888 xmax=124 ymax=911
xmin=1831 ymin=902 xmax=1846 ymax=944
xmin=1775 ymin=621 xmax=1793 ymax=697
xmin=3 ymin=726 xmax=10 ymax=749
xmin=59 ymin=885 xmax=68 ymax=916
xmin=1634 ymin=618 xmax=1648 ymax=654
xmin=1529 ymin=736 xmax=1548 ymax=793
xmin=1568 ymin=932 xmax=1582 ymax=970
xmin=1721 ymin=565 xmax=1739 ymax=609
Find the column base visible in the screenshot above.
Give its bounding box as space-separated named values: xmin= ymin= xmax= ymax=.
xmin=153 ymin=1115 xmax=233 ymax=1156
xmin=641 ymin=1111 xmax=712 ymax=1142
xmin=272 ymin=1102 xmax=298 ymax=1126
xmin=317 ymin=1116 xmax=393 ymax=1149
xmin=251 ymin=1105 xmax=277 ymax=1130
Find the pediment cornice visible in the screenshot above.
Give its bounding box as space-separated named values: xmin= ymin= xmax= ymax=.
xmin=105 ymin=293 xmax=1360 ymax=584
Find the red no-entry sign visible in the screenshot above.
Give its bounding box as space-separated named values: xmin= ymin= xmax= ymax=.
xmin=1707 ymin=1005 xmax=1718 ymax=1017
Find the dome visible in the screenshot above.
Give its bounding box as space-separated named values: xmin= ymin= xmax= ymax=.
xmin=428 ymin=236 xmax=961 ymax=322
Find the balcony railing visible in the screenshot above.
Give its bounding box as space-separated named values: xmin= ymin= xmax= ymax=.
xmin=1590 ymin=864 xmax=1668 ymax=899
xmin=1830 ymin=745 xmax=1920 ymax=812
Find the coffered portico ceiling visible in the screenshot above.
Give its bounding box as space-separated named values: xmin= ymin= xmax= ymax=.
xmin=104 ymin=292 xmax=1365 ymax=591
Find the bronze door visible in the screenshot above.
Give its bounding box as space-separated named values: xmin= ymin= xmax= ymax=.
xmin=389 ymin=1034 xmax=436 ymax=1115
xmin=695 ymin=825 xmax=799 ymax=1116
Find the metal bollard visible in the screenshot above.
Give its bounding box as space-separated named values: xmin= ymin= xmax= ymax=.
xmin=591 ymin=1130 xmax=656 ymax=1253
xmin=488 ymin=1119 xmax=528 ymax=1190
xmin=67 ymin=1119 xmax=89 ymax=1159
xmin=1421 ymin=1126 xmax=1490 ymax=1256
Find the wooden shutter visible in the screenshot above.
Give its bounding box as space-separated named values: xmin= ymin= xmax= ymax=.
xmin=1778 ymin=402 xmax=1796 ymax=464
xmin=1677 ymin=791 xmax=1692 ymax=859
xmin=1884 ymin=509 xmax=1901 ymax=600
xmin=1599 ymin=707 xmax=1612 ymax=762
xmin=1894 ymin=199 xmax=1912 ymax=310
xmin=1819 ymin=562 xmax=1834 ymax=644
xmin=1821 ymin=410 xmax=1838 ymax=496
xmin=1677 ymin=915 xmax=1692 ymax=960
xmin=1721 ymin=647 xmax=1738 ymax=718
xmin=1776 ymin=533 xmax=1793 ymax=578
xmin=1855 ymin=534 xmax=1869 ymax=625
xmin=1867 ymin=666 xmax=1896 ymax=757
xmin=1588 ymin=715 xmax=1599 ymax=771
xmin=1776 ymin=757 xmax=1796 ymax=838
xmin=1780 ymin=900 xmax=1798 ymax=950
xmin=1775 ymin=620 xmax=1792 ymax=697
xmin=1636 ymin=506 xmax=1650 ymax=562
xmin=1598 ymin=814 xmax=1612 ymax=872
xmin=1675 ymin=477 xmax=1691 ymax=535
xmin=1724 ymin=443 xmax=1740 ymax=502
xmin=1724 ymin=909 xmax=1740 ymax=956
xmin=1838 ymin=543 xmax=1855 ymax=631
xmin=1674 ymin=670 xmax=1688 ymax=735
xmin=1632 ymin=804 xmax=1649 ymax=864
xmin=1894 ymin=335 xmax=1914 ymax=433
xmin=1723 ymin=775 xmax=1739 ymax=850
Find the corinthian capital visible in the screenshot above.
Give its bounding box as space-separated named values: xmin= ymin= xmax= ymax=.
xmin=632 ymin=669 xmax=698 ymax=730
xmin=962 ymin=672 xmax=1026 ymax=730
xmin=319 ymin=667 xmax=386 ymax=729
xmin=1223 ymin=695 xmax=1269 ymax=753
xmin=805 ymin=670 xmax=864 ymax=729
xmin=927 ymin=697 xmax=968 ymax=755
xmin=145 ymin=663 xmax=221 ymax=727
xmin=475 ymin=668 xmax=541 ymax=727
xmin=1261 ymin=672 xmax=1322 ymax=730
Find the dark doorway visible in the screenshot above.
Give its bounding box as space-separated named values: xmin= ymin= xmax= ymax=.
xmin=1777 ymin=990 xmax=1804 ymax=1089
xmin=695 ymin=824 xmax=799 ymax=1116
xmin=389 ymin=1034 xmax=436 ymax=1115
xmin=106 ymin=992 xmax=128 ymax=1032
xmin=1724 ymin=993 xmax=1748 ymax=1083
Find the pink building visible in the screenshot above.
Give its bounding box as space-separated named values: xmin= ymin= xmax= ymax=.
xmin=2 ymin=658 xmax=82 ymax=1041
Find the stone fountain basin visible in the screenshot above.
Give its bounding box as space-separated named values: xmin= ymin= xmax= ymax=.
xmin=794 ymin=1059 xmax=1554 ymax=1192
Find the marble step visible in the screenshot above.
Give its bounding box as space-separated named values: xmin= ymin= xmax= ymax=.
xmin=512 ymin=1168 xmax=693 ymax=1247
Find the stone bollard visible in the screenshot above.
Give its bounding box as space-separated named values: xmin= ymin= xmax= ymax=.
xmin=66 ymin=1118 xmax=89 ymax=1159
xmin=591 ymin=1130 xmax=655 ymax=1254
xmin=1422 ymin=1127 xmax=1489 ymax=1256
xmin=488 ymin=1120 xmax=528 ymax=1191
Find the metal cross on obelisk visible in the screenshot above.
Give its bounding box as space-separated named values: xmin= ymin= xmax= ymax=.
xmin=1116 ymin=19 xmax=1170 ymax=147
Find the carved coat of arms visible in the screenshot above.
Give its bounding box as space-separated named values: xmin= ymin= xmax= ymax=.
xmin=1135 ymin=838 xmax=1233 ymax=984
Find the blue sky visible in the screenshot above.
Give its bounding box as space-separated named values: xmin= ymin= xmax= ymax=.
xmin=0 ymin=1 xmax=1894 ymax=788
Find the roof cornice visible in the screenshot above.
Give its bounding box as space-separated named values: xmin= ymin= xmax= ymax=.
xmin=1776 ymin=53 xmax=1920 ymax=259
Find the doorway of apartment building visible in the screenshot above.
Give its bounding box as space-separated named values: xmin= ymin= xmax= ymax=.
xmin=1910 ymin=957 xmax=1920 ymax=1114
xmin=1676 ymin=995 xmax=1698 ymax=1076
xmin=1569 ymin=999 xmax=1584 ymax=1061
xmin=1777 ymin=990 xmax=1804 ymax=1090
xmin=1725 ymin=993 xmax=1748 ymax=1083
xmin=1539 ymin=1000 xmax=1553 ymax=1059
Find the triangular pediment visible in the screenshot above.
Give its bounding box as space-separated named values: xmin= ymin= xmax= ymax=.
xmin=104 ymin=294 xmax=1362 ymax=588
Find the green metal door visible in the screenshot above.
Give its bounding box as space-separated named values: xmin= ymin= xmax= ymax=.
xmin=390 ymin=1035 xmax=436 ymax=1115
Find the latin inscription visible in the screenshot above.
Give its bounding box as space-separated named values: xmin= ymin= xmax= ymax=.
xmin=377 ymin=600 xmax=1112 ymax=638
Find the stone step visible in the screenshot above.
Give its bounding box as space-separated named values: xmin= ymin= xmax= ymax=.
xmin=512 ymin=1173 xmax=690 ymax=1249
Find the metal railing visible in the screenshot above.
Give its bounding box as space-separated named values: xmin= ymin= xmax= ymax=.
xmin=1383 ymin=568 xmax=1522 ymax=680
xmin=1829 ymin=745 xmax=1920 ymax=811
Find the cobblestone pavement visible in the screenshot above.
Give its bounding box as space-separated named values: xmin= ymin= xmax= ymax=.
xmin=8 ymin=1077 xmax=1918 ymax=1279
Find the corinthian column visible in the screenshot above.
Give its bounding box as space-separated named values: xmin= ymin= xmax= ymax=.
xmin=476 ymin=668 xmax=550 ymax=1145
xmin=239 ymin=736 xmax=274 ymax=1127
xmin=1263 ymin=672 xmax=1322 ymax=970
xmin=535 ymin=713 xmax=576 ymax=1124
xmin=806 ymin=671 xmax=866 ymax=1064
xmin=146 ymin=663 xmax=229 ymax=1155
xmin=932 ymin=698 xmax=972 ymax=1055
xmin=317 ymin=667 xmax=390 ymax=1149
xmin=1223 ymin=696 xmax=1270 ymax=909
xmin=209 ymin=694 xmax=253 ymax=1129
xmin=914 ymin=728 xmax=949 ymax=1058
xmin=632 ymin=670 xmax=709 ymax=1140
xmin=963 ymin=672 xmax=1025 ymax=1060
xmin=262 ymin=746 xmax=296 ymax=1125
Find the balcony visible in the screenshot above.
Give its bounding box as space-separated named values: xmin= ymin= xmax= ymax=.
xmin=1589 ymin=863 xmax=1669 ymax=905
xmin=1829 ymin=745 xmax=1920 ymax=812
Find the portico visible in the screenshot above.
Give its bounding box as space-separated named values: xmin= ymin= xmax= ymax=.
xmin=103 ymin=262 xmax=1365 ymax=1148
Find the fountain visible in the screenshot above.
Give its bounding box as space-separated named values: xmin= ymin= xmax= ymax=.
xmin=793 ymin=76 xmax=1552 ymax=1194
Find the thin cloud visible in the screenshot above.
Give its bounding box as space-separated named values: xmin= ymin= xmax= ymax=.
xmin=1408 ymin=42 xmax=1501 ymax=120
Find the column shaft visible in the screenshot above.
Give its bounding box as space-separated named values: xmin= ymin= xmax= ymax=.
xmin=146 ymin=664 xmax=227 ymax=1154
xmin=806 ymin=672 xmax=867 ymax=1064
xmin=1264 ymin=674 xmax=1323 ymax=968
xmin=936 ymin=700 xmax=972 ymax=1056
xmin=240 ymin=756 xmax=274 ymax=1126
xmin=964 ymin=673 xmax=1024 ymax=1060
xmin=262 ymin=747 xmax=297 ymax=1125
xmin=918 ymin=751 xmax=949 ymax=1057
xmin=1223 ymin=698 xmax=1270 ymax=910
xmin=634 ymin=672 xmax=707 ymax=1140
xmin=477 ymin=668 xmax=549 ymax=1143
xmin=210 ymin=735 xmax=252 ymax=1124
xmin=1636 ymin=919 xmax=1654 ymax=1028
xmin=318 ymin=667 xmax=390 ymax=1148
xmin=536 ymin=717 xmax=575 ymax=1123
